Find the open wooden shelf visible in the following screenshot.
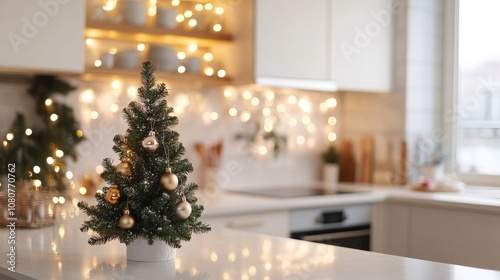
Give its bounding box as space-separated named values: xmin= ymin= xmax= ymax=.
xmin=86 ymin=20 xmax=233 ymax=48
xmin=76 ymin=66 xmax=231 ymax=87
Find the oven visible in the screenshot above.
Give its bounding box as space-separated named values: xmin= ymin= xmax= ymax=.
xmin=290 ymin=204 xmax=371 ymax=251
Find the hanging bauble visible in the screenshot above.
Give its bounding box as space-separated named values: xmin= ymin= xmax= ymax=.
xmin=105 ymin=185 xmax=121 ymax=205
xmin=176 ymin=196 xmax=192 ymax=219
xmin=142 ymin=131 xmax=159 ymax=153
xmin=116 ymin=161 xmax=131 ymax=176
xmin=161 ymin=167 xmax=178 ymax=191
xmin=119 ymin=209 xmax=135 ymax=229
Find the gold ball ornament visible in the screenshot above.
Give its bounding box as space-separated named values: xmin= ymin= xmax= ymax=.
xmin=161 ymin=167 xmax=178 ymax=191
xmin=176 ymin=197 xmax=192 ymax=219
xmin=142 ymin=131 xmax=159 ymax=153
xmin=105 ymin=185 xmax=121 ymax=205
xmin=119 ymin=209 xmax=135 ymax=229
xmin=116 ymin=161 xmax=131 ymax=176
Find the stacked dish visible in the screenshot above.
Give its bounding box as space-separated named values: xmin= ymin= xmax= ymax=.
xmin=115 ymin=50 xmax=140 ymax=69
xmin=119 ymin=0 xmax=147 ymax=26
xmin=147 ymin=45 xmax=179 ymax=72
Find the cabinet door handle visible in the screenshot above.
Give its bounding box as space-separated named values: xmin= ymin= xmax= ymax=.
xmin=227 ymin=219 xmax=264 ymax=228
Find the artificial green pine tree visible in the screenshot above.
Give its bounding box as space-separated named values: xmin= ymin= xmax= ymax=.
xmin=77 ymin=62 xmax=210 ymax=247
xmin=1 ymin=76 xmax=84 ymax=192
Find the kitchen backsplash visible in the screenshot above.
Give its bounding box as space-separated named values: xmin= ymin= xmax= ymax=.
xmin=0 ymin=78 xmax=406 ymax=189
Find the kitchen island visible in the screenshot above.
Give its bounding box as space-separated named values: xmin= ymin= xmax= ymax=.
xmin=1 ymin=201 xmax=500 ymax=280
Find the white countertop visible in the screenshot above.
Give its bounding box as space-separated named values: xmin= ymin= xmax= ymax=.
xmin=198 ymin=183 xmax=500 ymax=217
xmin=2 ymin=202 xmax=500 ymax=280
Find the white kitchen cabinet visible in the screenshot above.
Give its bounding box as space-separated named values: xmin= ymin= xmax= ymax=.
xmin=255 ymin=0 xmax=393 ymax=92
xmin=0 ymin=0 xmax=85 ymax=74
xmin=372 ymin=202 xmax=500 ymax=270
xmin=204 ymin=211 xmax=290 ymax=237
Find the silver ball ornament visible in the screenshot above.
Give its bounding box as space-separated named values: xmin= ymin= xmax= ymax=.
xmin=176 ymin=197 xmax=192 ymax=219
xmin=142 ymin=131 xmax=159 ymax=153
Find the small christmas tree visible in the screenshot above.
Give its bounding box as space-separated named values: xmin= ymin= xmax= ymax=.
xmin=77 ymin=62 xmax=210 ymax=247
xmin=1 ymin=76 xmax=84 ymax=192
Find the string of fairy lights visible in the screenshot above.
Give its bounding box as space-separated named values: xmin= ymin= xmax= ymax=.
xmin=88 ymin=0 xmax=228 ymax=78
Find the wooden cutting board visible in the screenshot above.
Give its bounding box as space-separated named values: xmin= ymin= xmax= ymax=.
xmin=339 ymin=139 xmax=356 ymax=182
xmin=360 ymin=136 xmax=374 ymax=183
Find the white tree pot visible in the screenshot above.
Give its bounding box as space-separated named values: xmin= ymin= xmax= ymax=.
xmin=323 ymin=164 xmax=339 ymax=192
xmin=127 ymin=237 xmax=176 ymax=262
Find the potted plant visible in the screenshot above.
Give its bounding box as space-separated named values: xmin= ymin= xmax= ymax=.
xmin=321 ymin=145 xmax=340 ymax=189
xmin=421 ymin=141 xmax=445 ymax=181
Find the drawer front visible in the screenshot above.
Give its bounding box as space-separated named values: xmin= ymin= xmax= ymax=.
xmin=204 ymin=211 xmax=290 ymax=237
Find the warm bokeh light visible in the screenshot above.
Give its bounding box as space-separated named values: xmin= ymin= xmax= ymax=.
xmin=79 ymin=187 xmax=87 ymax=195
xmin=242 ymin=91 xmax=252 ymax=100
xmin=90 ymin=111 xmax=99 ymax=120
xmin=328 ymin=132 xmax=337 ymax=142
xmin=250 ymin=97 xmax=260 ymax=106
xmin=66 ymin=171 xmax=73 ymax=180
xmin=210 ymin=112 xmax=219 ymax=120
xmin=224 ymin=89 xmax=232 ymax=98
xmin=80 ymin=89 xmax=95 ymax=103
xmin=215 ymin=7 xmax=224 ymax=14
xmin=326 ymin=97 xmax=337 ymax=108
xmin=176 ymin=14 xmax=185 ymax=22
xmin=45 ymin=98 xmax=52 ymax=106
xmin=203 ymin=53 xmax=213 ymax=62
xmin=296 ymin=135 xmax=305 ymax=145
xmin=177 ymin=52 xmax=186 ymax=60
xmin=240 ymin=111 xmax=251 ymax=122
xmin=213 ymin=24 xmax=222 ymax=32
xmin=178 ymin=66 xmax=186 ymax=73
xmin=188 ymin=19 xmax=197 ymax=27
xmin=6 ymin=133 xmax=13 ymax=141
xmin=328 ymin=116 xmax=337 ymax=126
xmin=217 ymin=69 xmax=226 ymax=78
xmin=55 ymin=150 xmax=64 ymax=158
xmin=229 ymin=108 xmax=237 ymax=116
xmin=25 ymin=128 xmax=32 ymax=136
xmin=188 ymin=43 xmax=197 ymax=52
xmin=288 ymin=95 xmax=297 ymax=104
xmin=46 ymin=157 xmax=55 ymax=164
xmin=111 ymin=80 xmax=121 ymax=89
xmin=50 ymin=114 xmax=58 ymax=122
xmin=94 ymin=60 xmax=102 ymax=67
xmin=137 ymin=43 xmax=146 ymax=51
xmin=204 ymin=67 xmax=214 ymax=76
xmin=111 ymin=104 xmax=119 ymax=112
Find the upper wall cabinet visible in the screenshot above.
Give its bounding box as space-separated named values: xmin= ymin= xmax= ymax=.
xmin=255 ymin=0 xmax=394 ymax=93
xmin=0 ymin=0 xmax=85 ymax=74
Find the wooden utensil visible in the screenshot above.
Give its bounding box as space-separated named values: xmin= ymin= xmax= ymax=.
xmin=194 ymin=143 xmax=207 ymax=166
xmin=360 ymin=136 xmax=374 ymax=183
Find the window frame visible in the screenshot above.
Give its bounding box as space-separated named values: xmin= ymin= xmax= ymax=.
xmin=443 ymin=0 xmax=500 ymax=186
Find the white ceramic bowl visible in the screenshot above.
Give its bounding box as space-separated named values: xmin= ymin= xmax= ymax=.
xmin=119 ymin=0 xmax=147 ymax=26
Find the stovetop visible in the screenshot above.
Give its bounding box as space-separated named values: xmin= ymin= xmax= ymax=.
xmin=228 ymin=185 xmax=365 ymax=198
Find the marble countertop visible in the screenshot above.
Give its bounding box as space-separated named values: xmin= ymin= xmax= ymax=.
xmin=2 ymin=202 xmax=500 ymax=280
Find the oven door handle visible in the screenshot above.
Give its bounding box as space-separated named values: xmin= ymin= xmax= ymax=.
xmin=317 ymin=211 xmax=347 ymax=224
xmin=301 ymin=229 xmax=371 ymax=243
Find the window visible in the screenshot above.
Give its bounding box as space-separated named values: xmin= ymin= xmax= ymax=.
xmin=454 ymin=0 xmax=500 ymax=177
